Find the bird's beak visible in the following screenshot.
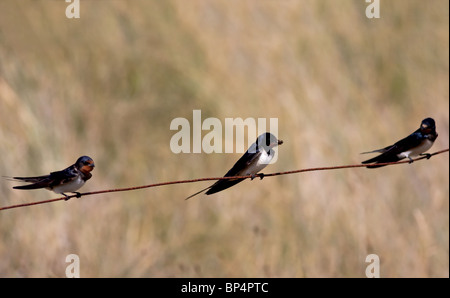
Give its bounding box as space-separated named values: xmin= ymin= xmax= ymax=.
xmin=269 ymin=139 xmax=283 ymax=147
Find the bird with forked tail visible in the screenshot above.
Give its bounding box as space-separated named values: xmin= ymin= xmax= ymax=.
xmin=7 ymin=156 xmax=95 ymax=200
xmin=186 ymin=132 xmax=283 ymax=199
xmin=361 ymin=118 xmax=438 ymax=168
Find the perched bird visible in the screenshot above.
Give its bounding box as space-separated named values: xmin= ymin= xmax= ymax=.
xmin=186 ymin=132 xmax=283 ymax=200
xmin=10 ymin=156 xmax=95 ymax=200
xmin=361 ymin=118 xmax=438 ymax=168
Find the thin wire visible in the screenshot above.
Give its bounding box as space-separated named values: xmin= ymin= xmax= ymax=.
xmin=1 ymin=148 xmax=448 ymax=211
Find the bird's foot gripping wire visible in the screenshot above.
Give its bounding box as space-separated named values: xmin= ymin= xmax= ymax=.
xmin=251 ymin=173 xmax=265 ymax=180
xmin=63 ymin=192 xmax=82 ymax=201
xmin=420 ymin=153 xmax=432 ymax=160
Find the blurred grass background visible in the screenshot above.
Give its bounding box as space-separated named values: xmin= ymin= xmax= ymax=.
xmin=0 ymin=0 xmax=448 ymax=277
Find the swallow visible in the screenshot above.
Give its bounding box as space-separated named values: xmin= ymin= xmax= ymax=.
xmin=361 ymin=118 xmax=438 ymax=168
xmin=9 ymin=156 xmax=95 ymax=200
xmin=186 ymin=132 xmax=283 ymax=200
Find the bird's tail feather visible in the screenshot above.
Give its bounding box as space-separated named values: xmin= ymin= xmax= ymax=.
xmin=185 ymin=185 xmax=213 ymax=200
xmin=362 ymin=154 xmax=402 ymax=168
xmin=205 ymin=179 xmax=245 ymax=195
xmin=12 ymin=181 xmax=50 ymax=190
xmin=7 ymin=176 xmax=51 ymax=190
xmin=360 ymin=148 xmax=387 ymax=155
xmin=7 ymin=175 xmax=49 ymax=183
xmin=361 ymin=156 xmax=382 ymax=164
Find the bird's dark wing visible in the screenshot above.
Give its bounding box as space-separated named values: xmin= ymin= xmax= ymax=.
xmin=12 ymin=175 xmax=53 ymax=189
xmin=362 ymin=129 xmax=423 ymax=167
xmin=205 ymin=151 xmax=261 ymax=195
xmin=12 ymin=165 xmax=79 ymax=190
xmin=223 ymin=151 xmax=260 ymax=177
xmin=47 ymin=165 xmax=80 ymax=186
xmin=205 ymin=179 xmax=245 ymax=195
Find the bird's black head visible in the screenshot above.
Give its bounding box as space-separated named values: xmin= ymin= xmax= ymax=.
xmin=420 ymin=118 xmax=436 ymax=134
xmin=76 ymin=156 xmax=95 ymax=173
xmin=255 ymin=132 xmax=283 ymax=151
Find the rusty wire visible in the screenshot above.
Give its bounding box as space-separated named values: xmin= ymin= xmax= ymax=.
xmin=0 ymin=148 xmax=448 ymax=211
